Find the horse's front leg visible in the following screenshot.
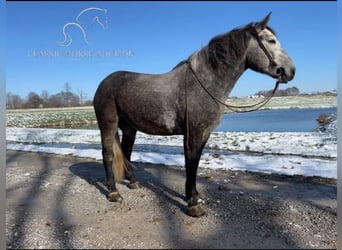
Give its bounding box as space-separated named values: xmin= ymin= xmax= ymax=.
xmin=183 ymin=131 xmax=210 ymax=217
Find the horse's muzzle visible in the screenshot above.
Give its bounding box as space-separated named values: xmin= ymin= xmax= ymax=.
xmin=277 ymin=66 xmax=295 ymax=83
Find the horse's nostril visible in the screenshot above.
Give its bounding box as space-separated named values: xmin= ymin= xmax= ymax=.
xmin=276 ymin=67 xmax=284 ymax=75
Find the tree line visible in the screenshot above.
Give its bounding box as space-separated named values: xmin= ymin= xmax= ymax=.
xmin=6 ymin=83 xmax=93 ymax=109
xmin=255 ymin=86 xmax=300 ymax=97
xmin=7 ymin=84 xmax=336 ymax=109
xmin=254 ymin=87 xmax=337 ymax=98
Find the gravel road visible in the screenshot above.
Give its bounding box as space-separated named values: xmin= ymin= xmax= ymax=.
xmin=6 ymin=150 xmax=337 ymax=249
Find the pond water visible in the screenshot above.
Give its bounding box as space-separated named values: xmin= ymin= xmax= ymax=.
xmin=214 ymin=107 xmax=336 ymax=132
xmin=78 ymin=107 xmax=336 ymax=132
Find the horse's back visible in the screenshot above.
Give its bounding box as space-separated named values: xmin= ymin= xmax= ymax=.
xmin=94 ymin=71 xmax=149 ymax=108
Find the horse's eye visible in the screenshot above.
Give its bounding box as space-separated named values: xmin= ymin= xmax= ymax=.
xmin=268 ymin=39 xmax=276 ymax=44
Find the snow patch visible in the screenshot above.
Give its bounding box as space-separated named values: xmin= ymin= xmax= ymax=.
xmin=6 ymin=128 xmax=336 ymax=179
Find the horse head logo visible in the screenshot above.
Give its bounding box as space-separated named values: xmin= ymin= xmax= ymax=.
xmin=58 ymin=7 xmax=108 ymax=47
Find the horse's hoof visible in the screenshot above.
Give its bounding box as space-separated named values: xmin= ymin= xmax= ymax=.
xmin=108 ymin=191 xmax=123 ymax=203
xmin=127 ymin=181 xmax=141 ymax=189
xmin=185 ymin=204 xmax=207 ymax=217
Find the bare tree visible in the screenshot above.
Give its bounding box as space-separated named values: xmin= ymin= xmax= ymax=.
xmin=63 ymin=82 xmax=72 ymax=93
xmin=7 ymin=83 xmax=90 ymax=108
xmin=78 ymin=89 xmax=87 ymax=105
xmin=40 ymin=90 xmax=49 ymax=102
xmin=6 ymin=93 xmax=24 ymax=109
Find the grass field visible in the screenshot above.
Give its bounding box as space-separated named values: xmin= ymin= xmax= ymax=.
xmin=6 ymin=106 xmax=97 ymax=128
xmin=6 ymin=95 xmax=337 ymax=128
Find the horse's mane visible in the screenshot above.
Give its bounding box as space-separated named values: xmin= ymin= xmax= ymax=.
xmin=208 ymin=23 xmax=276 ymax=72
xmin=172 ymin=23 xmax=276 ymax=72
xmin=207 ymin=23 xmax=253 ymax=71
xmin=172 ymin=59 xmax=188 ymax=70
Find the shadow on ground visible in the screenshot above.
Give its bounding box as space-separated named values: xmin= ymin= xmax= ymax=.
xmin=70 ymin=159 xmax=337 ymax=249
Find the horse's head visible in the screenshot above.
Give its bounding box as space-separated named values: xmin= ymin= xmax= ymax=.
xmin=245 ymin=13 xmax=295 ymax=83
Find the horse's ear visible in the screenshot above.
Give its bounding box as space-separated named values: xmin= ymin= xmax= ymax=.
xmin=255 ymin=12 xmax=272 ymax=32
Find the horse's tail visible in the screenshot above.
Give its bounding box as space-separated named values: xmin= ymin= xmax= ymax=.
xmin=112 ymin=133 xmax=132 ymax=183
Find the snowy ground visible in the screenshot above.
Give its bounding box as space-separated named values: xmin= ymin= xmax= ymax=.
xmin=6 ymin=127 xmax=337 ymax=179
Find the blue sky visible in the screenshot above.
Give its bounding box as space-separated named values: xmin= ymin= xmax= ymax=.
xmin=6 ymin=1 xmax=337 ymax=99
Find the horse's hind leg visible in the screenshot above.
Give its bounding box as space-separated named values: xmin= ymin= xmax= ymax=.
xmin=120 ymin=121 xmax=141 ymax=189
xmin=95 ymin=104 xmax=123 ymax=202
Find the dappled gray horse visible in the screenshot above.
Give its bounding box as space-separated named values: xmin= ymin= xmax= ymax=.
xmin=93 ymin=13 xmax=295 ymax=217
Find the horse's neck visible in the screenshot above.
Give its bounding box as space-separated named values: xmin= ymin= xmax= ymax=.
xmin=190 ymin=47 xmax=246 ymax=100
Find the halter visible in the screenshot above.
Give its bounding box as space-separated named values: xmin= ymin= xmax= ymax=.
xmin=249 ymin=24 xmax=278 ymax=67
xmin=187 ymin=24 xmax=281 ymax=113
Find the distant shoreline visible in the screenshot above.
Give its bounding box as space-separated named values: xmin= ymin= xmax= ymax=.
xmin=6 ymin=94 xmax=337 ymax=113
xmin=224 ymin=94 xmax=337 ymax=113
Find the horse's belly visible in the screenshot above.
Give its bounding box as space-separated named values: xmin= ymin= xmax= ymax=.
xmin=122 ymin=110 xmax=183 ymax=136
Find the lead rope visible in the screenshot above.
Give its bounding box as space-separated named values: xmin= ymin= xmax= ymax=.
xmin=185 ymin=67 xmax=190 ymax=152
xmin=219 ymin=80 xmax=280 ymax=113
